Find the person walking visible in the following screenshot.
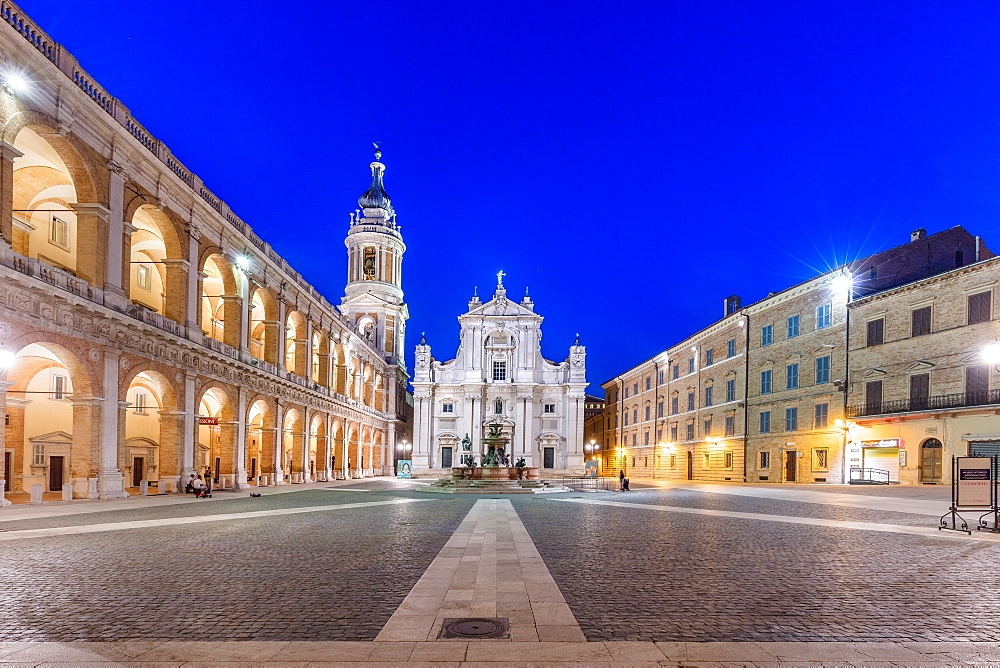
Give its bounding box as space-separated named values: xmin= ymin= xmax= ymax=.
xmin=619 ymin=468 xmax=625 ymax=491
xmin=203 ymin=467 xmax=213 ymax=497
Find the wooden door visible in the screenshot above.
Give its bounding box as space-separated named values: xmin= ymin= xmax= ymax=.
xmin=784 ymin=451 xmax=797 ymax=482
xmin=250 ymin=457 xmax=258 ymax=480
xmin=920 ymin=439 xmax=942 ymax=483
xmin=132 ymin=457 xmax=144 ymax=487
xmin=49 ymin=456 xmax=64 ymax=491
xmin=3 ymin=451 xmax=10 ymax=492
xmin=686 ymin=452 xmax=693 ymax=480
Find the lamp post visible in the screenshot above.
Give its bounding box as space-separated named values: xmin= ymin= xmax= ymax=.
xmin=396 ymin=440 xmax=411 ymax=476
xmin=617 ymin=446 xmax=626 ymax=477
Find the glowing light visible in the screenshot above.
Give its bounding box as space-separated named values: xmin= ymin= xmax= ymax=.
xmin=982 ymin=344 xmax=1000 ymax=366
xmin=834 ymin=419 xmax=845 ymax=429
xmin=0 ymin=349 xmax=14 ymax=369
xmin=235 ymin=255 xmax=251 ymax=271
xmin=2 ymin=73 xmax=28 ymax=94
xmin=831 ymin=272 xmax=853 ymax=295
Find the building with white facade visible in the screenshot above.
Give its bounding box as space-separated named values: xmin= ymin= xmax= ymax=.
xmin=411 ymin=274 xmax=587 ymax=472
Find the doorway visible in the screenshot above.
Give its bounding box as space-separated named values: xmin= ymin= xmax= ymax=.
xmin=49 ymin=456 xmax=64 ymax=491
xmin=920 ymin=439 xmax=942 ymax=483
xmin=543 ymin=447 xmax=555 ymax=469
xmin=3 ymin=451 xmax=10 ymax=492
xmin=784 ymin=451 xmax=797 ymax=482
xmin=686 ymin=451 xmax=693 ymax=480
xmin=132 ymin=457 xmax=144 ymax=488
xmin=441 ymin=447 xmax=453 ymax=469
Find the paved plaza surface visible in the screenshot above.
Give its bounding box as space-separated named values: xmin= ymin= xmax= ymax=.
xmin=1 ymin=477 xmax=999 ymax=665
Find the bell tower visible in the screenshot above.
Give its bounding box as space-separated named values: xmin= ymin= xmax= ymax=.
xmin=341 ymin=145 xmax=408 ymax=367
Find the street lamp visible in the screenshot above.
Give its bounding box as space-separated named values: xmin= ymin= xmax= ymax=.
xmin=0 ymin=348 xmax=14 ymax=370
xmin=982 ymin=344 xmax=1000 ymax=366
xmin=585 ymin=439 xmax=600 ymax=459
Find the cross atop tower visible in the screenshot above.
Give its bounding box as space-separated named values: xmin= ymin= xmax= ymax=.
xmin=496 ymin=270 xmax=506 ymax=289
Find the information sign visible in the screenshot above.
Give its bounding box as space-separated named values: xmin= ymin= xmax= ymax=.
xmin=198 ymin=417 xmax=219 ymax=426
xmin=957 ymin=457 xmax=993 ymax=507
xmin=396 ymin=460 xmax=412 ymax=478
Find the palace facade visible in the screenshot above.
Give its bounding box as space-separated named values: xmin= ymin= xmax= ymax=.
xmin=601 ymin=227 xmax=997 ymax=484
xmin=0 ymin=2 xmax=408 ymax=504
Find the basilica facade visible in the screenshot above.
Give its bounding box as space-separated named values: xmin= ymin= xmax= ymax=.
xmin=411 ymin=276 xmax=587 ymax=472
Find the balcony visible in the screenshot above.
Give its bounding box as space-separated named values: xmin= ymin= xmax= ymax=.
xmin=848 ymin=389 xmax=1000 ymax=418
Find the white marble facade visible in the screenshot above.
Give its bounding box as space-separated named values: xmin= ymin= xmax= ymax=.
xmin=411 ymin=274 xmax=587 ymax=471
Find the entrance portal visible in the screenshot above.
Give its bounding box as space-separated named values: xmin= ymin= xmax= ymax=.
xmin=543 ymin=447 xmax=555 ymax=469
xmin=686 ymin=452 xmax=693 ymax=480
xmin=49 ymin=456 xmax=64 ymax=491
xmin=441 ymin=447 xmax=453 ymax=469
xmin=784 ymin=451 xmax=797 ymax=482
xmin=132 ymin=457 xmax=144 ymax=488
xmin=920 ymin=439 xmax=942 ymax=483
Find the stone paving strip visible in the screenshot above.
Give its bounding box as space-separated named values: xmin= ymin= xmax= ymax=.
xmin=376 ymin=498 xmax=585 ymax=643
xmin=550 ymin=497 xmax=1000 ymax=542
xmin=3 ymin=640 xmax=1000 ymax=665
xmin=652 ymin=480 xmax=946 ymax=516
xmin=0 ymin=498 xmax=434 ymax=542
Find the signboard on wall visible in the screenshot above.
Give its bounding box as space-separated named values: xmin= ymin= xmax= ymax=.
xmin=862 ymin=439 xmax=901 ymax=448
xmin=396 ymin=460 xmax=412 ymax=478
xmin=198 ymin=417 xmax=219 ymax=426
xmin=957 ymin=457 xmax=993 ymax=507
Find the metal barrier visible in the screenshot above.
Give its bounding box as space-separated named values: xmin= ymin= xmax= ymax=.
xmin=561 ymin=476 xmax=618 ymax=492
xmin=848 ymin=467 xmax=890 ymax=485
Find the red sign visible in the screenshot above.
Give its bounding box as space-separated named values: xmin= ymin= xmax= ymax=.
xmin=198 ymin=417 xmax=219 ymax=425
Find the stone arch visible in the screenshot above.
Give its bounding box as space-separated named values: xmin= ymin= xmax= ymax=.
xmin=248 ymin=287 xmax=279 ymax=364
xmin=199 ymin=252 xmax=240 ymax=347
xmin=195 ymin=384 xmax=236 ymax=485
xmin=309 ymin=412 xmax=327 ymax=480
xmin=246 ymin=395 xmax=276 ymax=484
xmin=127 ymin=203 xmax=186 ymax=323
xmin=281 ymin=406 xmax=304 ymax=482
xmin=3 ymin=110 xmax=101 ymax=202
xmin=119 ymin=366 xmax=180 ymax=491
xmin=284 ymin=310 xmax=307 ymax=377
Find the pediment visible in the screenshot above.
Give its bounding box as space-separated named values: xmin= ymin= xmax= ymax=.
xmin=907 ymin=360 xmax=936 ymax=371
xmin=862 ymin=368 xmax=887 ymax=378
xmin=466 ymin=297 xmax=537 ymax=318
xmin=30 ymin=430 xmax=73 ymax=444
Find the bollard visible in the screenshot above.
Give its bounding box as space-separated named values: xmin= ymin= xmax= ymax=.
xmin=30 ymin=483 xmax=43 ymax=504
xmin=139 ymin=480 xmax=148 ymax=496
xmin=62 ymin=483 xmax=73 ymax=501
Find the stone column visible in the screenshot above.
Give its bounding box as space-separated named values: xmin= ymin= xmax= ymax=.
xmin=157 ymin=410 xmax=185 ymax=492
xmin=97 ymin=351 xmax=127 ymax=499
xmin=318 ymin=351 xmax=331 ymax=390
xmin=0 ymin=142 xmax=24 ymax=249
xmin=0 ymin=380 xmax=14 ymax=506
xmin=182 ymin=373 xmax=197 ymax=479
xmin=221 ymin=295 xmax=243 ymax=350
xmin=233 ymin=385 xmax=248 ymax=488
xmin=523 ymin=396 xmax=535 ymax=467
xmin=273 ymin=400 xmax=286 ymax=483
xmin=263 ymin=321 xmax=282 ymax=366
xmin=72 ymin=203 xmax=111 ymax=292
xmin=69 ymin=396 xmax=101 ymax=498
xmin=184 ymin=225 xmax=202 ymax=340
xmin=103 ymin=162 xmax=129 ymax=298
xmin=162 ymin=259 xmax=190 ymax=326
xmin=259 ymin=426 xmax=278 ymax=484
xmin=275 ymin=301 xmax=287 ymax=372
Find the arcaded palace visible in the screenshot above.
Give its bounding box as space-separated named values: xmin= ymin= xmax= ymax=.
xmin=0 ymin=3 xmax=409 ymax=504
xmin=411 ymin=275 xmax=588 ymax=472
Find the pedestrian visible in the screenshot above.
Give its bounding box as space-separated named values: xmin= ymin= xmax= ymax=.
xmin=622 ymin=476 xmax=630 ymax=491
xmin=203 ymin=467 xmax=213 ymax=497
xmin=192 ymin=474 xmax=205 ymax=498
xmin=619 ymin=469 xmax=625 ymax=491
xmin=185 ymin=474 xmax=196 ymax=494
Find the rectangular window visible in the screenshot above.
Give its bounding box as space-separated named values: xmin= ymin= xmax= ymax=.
xmin=657 ymin=401 xmax=664 ymax=418
xmin=633 ymin=382 xmax=639 ymax=395
xmin=705 ymin=386 xmax=713 ymax=407
xmin=816 ymin=303 xmax=831 ymax=329
xmin=815 ymin=356 xmax=831 ymax=384
xmin=671 ymin=396 xmax=678 ymax=415
xmin=687 ymin=392 xmax=695 ymax=411
xmin=759 ymin=451 xmax=770 ymax=470
xmin=670 ymin=454 xmax=676 ymax=468
xmin=658 ymin=370 xmax=664 ymax=385
xmin=703 ymin=417 xmax=712 ymax=436
xmin=706 ymin=349 xmax=714 ymax=366
xmin=632 ymin=409 xmax=638 ymax=424
xmin=645 ymin=377 xmax=651 ymax=390
xmin=867 ymin=318 xmax=884 ymax=346
xmin=787 ymin=315 xmax=800 ymax=338
xmin=865 ymin=380 xmax=883 ymax=413
xmin=968 ymin=291 xmax=992 ymax=325
xmin=656 ymin=429 xmax=662 ymax=442
xmin=643 ymin=431 xmax=649 ymax=446
xmin=910 ymin=373 xmax=929 ymax=410
xmin=760 ymin=370 xmax=772 ymax=395
xmin=49 ymin=216 xmax=69 ymax=249
xmin=786 ymin=363 xmax=799 ymax=390
xmin=492 ymin=360 xmax=506 ymax=381
xmin=724 ymin=451 xmax=733 ymax=469
xmin=670 ymin=424 xmax=678 ymax=442
xmin=624 ymin=413 xmax=629 ymax=426
xmin=911 ymin=306 xmax=931 ymax=337
xmin=688 ymin=358 xmax=695 ymax=374
xmin=761 ymin=325 xmax=773 ymax=346
xmin=703 ymin=452 xmax=710 ymax=469
xmin=814 ymin=402 xmax=829 ymax=428
xmin=727 ymin=339 xmax=736 ymax=358
xmin=726 ymin=379 xmax=736 ymax=402
xmin=624 ymin=387 xmax=629 ymax=399
xmin=725 ymin=415 xmax=734 ymax=436
xmin=632 ymin=434 xmax=636 ymax=447
xmin=759 ymin=411 xmax=771 ymax=434
xmin=644 ymin=405 xmax=650 ymax=421
xmin=686 ymin=423 xmax=694 ymax=441
xmin=51 ymin=374 xmax=68 ymax=400
xmin=813 ymin=448 xmax=829 ymax=471
xmin=672 ymin=364 xmax=679 ymax=379
xmin=785 ymin=406 xmax=798 ymax=431
xmin=966 ymin=364 xmax=990 ymax=403
xmin=134 ymin=392 xmax=147 ymax=414
xmin=33 ymin=443 xmax=45 ymax=467
xmin=137 ymin=264 xmax=152 ymax=291
xmin=543 ymin=403 xmax=555 ymax=414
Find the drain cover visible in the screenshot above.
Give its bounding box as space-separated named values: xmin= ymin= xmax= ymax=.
xmin=439 ymin=617 xmax=510 ymax=639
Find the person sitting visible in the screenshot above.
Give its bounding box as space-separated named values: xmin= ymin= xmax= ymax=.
xmin=192 ymin=475 xmax=205 ymax=498
xmin=185 ymin=474 xmax=196 ymax=494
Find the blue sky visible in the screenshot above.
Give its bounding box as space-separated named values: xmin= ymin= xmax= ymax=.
xmin=19 ymin=0 xmax=1000 ymax=389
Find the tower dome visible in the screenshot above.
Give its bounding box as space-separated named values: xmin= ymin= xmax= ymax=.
xmin=357 ymin=145 xmax=394 ymax=215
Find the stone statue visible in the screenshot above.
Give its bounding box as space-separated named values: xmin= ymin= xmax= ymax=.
xmin=482 ymin=448 xmax=500 ymax=467
xmin=461 ymin=433 xmax=472 ymax=451
xmin=463 ymin=454 xmax=477 ymax=468
xmin=515 ymin=457 xmax=526 ymax=468
xmin=487 ymin=423 xmax=504 ymax=439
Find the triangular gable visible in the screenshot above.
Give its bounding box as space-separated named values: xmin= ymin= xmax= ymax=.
xmin=29 ymin=430 xmax=73 ymax=444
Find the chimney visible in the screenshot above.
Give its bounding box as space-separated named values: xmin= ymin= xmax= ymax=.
xmin=911 ymin=228 xmax=927 ymax=242
xmin=724 ymin=295 xmax=741 ymax=316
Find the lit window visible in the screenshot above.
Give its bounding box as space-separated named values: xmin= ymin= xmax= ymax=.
xmin=51 ymin=374 xmax=68 ymax=400
xmin=49 ymin=215 xmax=69 ymax=249
xmin=813 ymin=448 xmax=829 ymax=471
xmin=137 ymin=264 xmax=152 ymax=291
xmin=724 ymin=452 xmax=733 ymax=469
xmin=759 ymin=451 xmax=770 ymax=469
xmin=134 ymin=392 xmax=147 ymax=415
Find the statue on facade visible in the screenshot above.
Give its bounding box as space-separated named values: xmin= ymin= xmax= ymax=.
xmin=461 ymin=433 xmax=472 ymax=451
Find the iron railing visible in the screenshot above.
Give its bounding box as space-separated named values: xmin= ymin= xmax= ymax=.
xmin=561 ymin=476 xmax=618 ymax=492
xmin=847 ymin=389 xmax=1000 ymax=418
xmin=849 ymin=467 xmax=890 ymax=485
